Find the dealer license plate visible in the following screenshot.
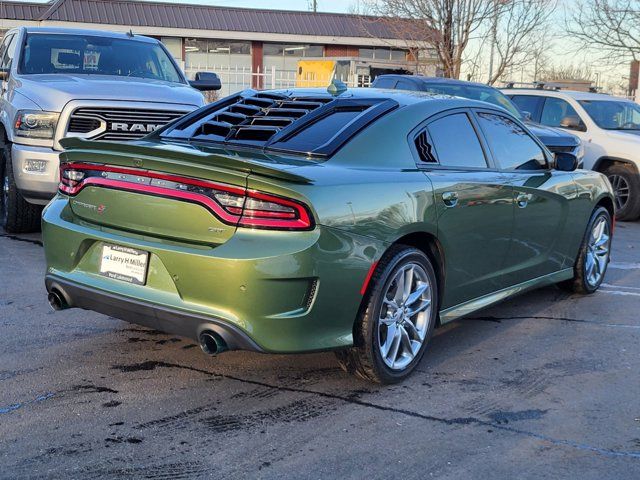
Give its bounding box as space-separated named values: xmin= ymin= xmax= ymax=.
xmin=99 ymin=244 xmax=149 ymax=285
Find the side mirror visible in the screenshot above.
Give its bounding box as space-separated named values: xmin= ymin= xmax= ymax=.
xmin=522 ymin=110 xmax=532 ymax=121
xmin=189 ymin=72 xmax=221 ymax=92
xmin=554 ymin=152 xmax=579 ymax=172
xmin=0 ymin=70 xmax=8 ymax=81
xmin=560 ymin=115 xmax=586 ymax=132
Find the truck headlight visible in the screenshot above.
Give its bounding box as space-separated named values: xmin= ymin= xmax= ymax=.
xmin=14 ymin=111 xmax=59 ymax=139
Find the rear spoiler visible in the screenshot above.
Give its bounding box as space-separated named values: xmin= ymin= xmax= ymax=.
xmin=59 ymin=137 xmax=313 ymax=184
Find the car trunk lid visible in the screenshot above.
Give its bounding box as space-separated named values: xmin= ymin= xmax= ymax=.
xmin=59 ymin=138 xmax=313 ymax=245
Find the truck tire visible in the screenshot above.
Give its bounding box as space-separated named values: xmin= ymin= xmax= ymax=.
xmin=1 ymin=141 xmax=43 ymax=233
xmin=604 ymin=163 xmax=640 ymax=221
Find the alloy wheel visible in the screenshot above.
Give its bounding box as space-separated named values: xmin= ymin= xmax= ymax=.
xmin=584 ymin=216 xmax=611 ymax=287
xmin=608 ymin=174 xmax=630 ymax=211
xmin=377 ymin=262 xmax=432 ymax=370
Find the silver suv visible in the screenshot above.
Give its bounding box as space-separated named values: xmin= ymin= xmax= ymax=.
xmin=0 ymin=27 xmax=220 ymax=233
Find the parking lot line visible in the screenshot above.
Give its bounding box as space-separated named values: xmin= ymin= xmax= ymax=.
xmin=609 ymin=262 xmax=640 ymax=270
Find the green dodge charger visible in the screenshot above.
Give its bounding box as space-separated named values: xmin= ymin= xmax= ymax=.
xmin=42 ymin=87 xmax=614 ymax=383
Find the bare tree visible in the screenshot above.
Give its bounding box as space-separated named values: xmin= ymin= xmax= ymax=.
xmin=567 ymin=0 xmax=640 ymax=62
xmin=528 ymin=41 xmax=552 ymax=82
xmin=487 ymin=0 xmax=557 ymax=85
xmin=364 ymin=0 xmax=496 ymax=79
xmin=541 ymin=64 xmax=594 ymax=80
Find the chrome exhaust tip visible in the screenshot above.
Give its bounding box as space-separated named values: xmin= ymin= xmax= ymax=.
xmin=47 ymin=290 xmax=67 ymax=311
xmin=199 ymin=331 xmax=228 ymax=356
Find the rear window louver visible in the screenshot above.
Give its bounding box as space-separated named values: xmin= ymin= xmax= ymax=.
xmin=163 ymin=91 xmax=397 ymax=157
xmin=192 ymin=93 xmax=328 ymax=144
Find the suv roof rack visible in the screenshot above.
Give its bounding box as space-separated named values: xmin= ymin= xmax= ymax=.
xmin=502 ymin=81 xmax=602 ymax=93
xmin=503 ymin=81 xmax=562 ymax=90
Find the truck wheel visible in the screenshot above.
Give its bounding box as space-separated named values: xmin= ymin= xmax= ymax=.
xmin=560 ymin=206 xmax=612 ymax=294
xmin=1 ymin=141 xmax=42 ymax=233
xmin=604 ymin=163 xmax=640 ymax=221
xmin=335 ymin=245 xmax=438 ymax=384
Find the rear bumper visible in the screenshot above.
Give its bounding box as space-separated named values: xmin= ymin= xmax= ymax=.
xmin=42 ymin=196 xmax=387 ymax=353
xmin=45 ymin=274 xmax=263 ymax=352
xmin=11 ymin=143 xmax=59 ymax=205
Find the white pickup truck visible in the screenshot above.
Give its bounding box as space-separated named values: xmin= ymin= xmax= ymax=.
xmin=0 ymin=27 xmax=220 ymax=233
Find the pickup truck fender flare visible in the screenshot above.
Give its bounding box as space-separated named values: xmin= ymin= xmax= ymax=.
xmin=592 ymin=156 xmax=639 ymax=174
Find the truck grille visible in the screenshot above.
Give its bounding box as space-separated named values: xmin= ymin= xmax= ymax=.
xmin=67 ymin=107 xmax=187 ymax=141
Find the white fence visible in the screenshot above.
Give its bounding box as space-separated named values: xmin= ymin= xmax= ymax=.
xmin=184 ymin=65 xmax=371 ymax=97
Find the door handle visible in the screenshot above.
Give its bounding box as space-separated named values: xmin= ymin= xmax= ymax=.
xmin=442 ymin=191 xmax=459 ymax=207
xmin=516 ymin=193 xmax=533 ymax=208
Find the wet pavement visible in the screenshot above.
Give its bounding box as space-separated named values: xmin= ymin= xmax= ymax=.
xmin=1 ymin=222 xmax=639 ymax=479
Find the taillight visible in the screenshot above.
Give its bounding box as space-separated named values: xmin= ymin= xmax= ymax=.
xmin=59 ymin=163 xmax=314 ymax=231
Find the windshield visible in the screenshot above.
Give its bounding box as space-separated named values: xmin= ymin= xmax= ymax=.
xmin=422 ymin=83 xmax=522 ymax=118
xmin=579 ymin=100 xmax=640 ymax=130
xmin=19 ymin=33 xmax=184 ymax=84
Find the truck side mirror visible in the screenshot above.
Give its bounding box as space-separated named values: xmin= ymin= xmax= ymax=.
xmin=560 ymin=115 xmax=586 ymax=132
xmin=554 ymin=152 xmax=579 ymax=172
xmin=189 ymin=72 xmax=221 ymax=92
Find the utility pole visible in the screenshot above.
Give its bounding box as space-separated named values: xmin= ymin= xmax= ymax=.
xmin=309 ymin=0 xmax=318 ymax=12
xmin=487 ymin=0 xmax=498 ymax=84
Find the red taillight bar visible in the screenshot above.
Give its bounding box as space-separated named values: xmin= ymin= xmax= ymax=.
xmin=59 ymin=163 xmax=314 ymax=231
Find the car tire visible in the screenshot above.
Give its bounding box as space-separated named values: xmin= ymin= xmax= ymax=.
xmin=561 ymin=206 xmax=612 ymax=295
xmin=1 ymin=140 xmax=43 ymax=234
xmin=335 ymin=245 xmax=438 ymax=384
xmin=604 ymin=163 xmax=640 ymax=221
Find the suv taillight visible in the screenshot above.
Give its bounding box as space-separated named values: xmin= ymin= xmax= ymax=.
xmin=59 ymin=163 xmax=314 ymax=231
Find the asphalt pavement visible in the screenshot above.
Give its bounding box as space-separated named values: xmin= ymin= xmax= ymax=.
xmin=1 ymin=222 xmax=639 ymax=479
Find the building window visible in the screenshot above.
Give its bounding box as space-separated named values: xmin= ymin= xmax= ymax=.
xmin=359 ymin=47 xmax=374 ymax=59
xmin=390 ymin=49 xmax=406 ymax=61
xmin=184 ymin=38 xmax=252 ymax=71
xmin=263 ymin=43 xmax=323 ymax=57
xmin=263 ymin=44 xmax=324 ymax=76
xmin=358 ymin=47 xmax=407 ymax=60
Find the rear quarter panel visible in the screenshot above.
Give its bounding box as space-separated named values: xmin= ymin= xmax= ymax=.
xmin=568 ymin=170 xmax=615 ymax=258
xmin=247 ymin=102 xmax=443 ymax=245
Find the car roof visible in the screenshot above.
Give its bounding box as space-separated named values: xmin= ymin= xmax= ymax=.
xmin=375 ymin=75 xmax=492 ymax=89
xmin=264 ymin=87 xmax=464 ymax=107
xmin=20 ymin=27 xmax=158 ymax=44
xmin=504 ymin=88 xmax=632 ymax=102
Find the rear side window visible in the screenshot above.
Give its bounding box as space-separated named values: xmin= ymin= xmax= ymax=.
xmin=395 ymin=79 xmax=419 ymax=91
xmin=421 ymin=113 xmax=487 ymax=168
xmin=541 ymin=97 xmax=580 ymax=127
xmin=374 ymin=77 xmax=397 ymax=89
xmin=477 ymin=112 xmax=547 ymax=171
xmin=0 ymin=34 xmax=17 ymax=71
xmin=510 ymin=95 xmax=542 ymax=119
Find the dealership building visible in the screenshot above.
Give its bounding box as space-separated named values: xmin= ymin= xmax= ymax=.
xmin=0 ymin=0 xmax=436 ymax=94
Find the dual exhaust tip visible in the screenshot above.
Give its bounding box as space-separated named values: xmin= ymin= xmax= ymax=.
xmin=199 ymin=331 xmax=228 ymax=356
xmin=47 ymin=290 xmax=228 ymax=356
xmin=47 ymin=290 xmax=67 ymax=311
